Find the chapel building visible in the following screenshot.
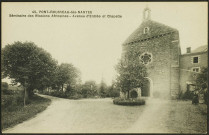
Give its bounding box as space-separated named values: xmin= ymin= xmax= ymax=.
xmin=121 ymin=7 xmax=208 ymax=99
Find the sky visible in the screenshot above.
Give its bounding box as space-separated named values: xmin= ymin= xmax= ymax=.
xmin=2 ymin=2 xmax=208 ymax=85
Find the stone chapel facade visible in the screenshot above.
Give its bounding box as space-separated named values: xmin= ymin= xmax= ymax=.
xmin=121 ymin=7 xmax=208 ymax=99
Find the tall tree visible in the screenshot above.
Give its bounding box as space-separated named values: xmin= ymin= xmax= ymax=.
xmin=195 ymin=67 xmax=208 ymax=104
xmin=99 ymin=79 xmax=107 ymax=98
xmin=115 ymin=49 xmax=147 ymax=99
xmin=2 ymin=41 xmax=58 ymax=100
xmin=55 ymin=63 xmax=80 ymax=91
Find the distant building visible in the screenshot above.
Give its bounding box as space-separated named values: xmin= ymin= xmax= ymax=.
xmin=180 ymin=45 xmax=208 ymax=93
xmin=121 ymin=7 xmax=208 ymax=99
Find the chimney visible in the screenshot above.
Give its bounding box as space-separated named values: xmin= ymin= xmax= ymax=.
xmin=186 ymin=47 xmax=191 ymax=53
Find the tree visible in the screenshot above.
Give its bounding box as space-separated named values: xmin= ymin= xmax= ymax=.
xmin=195 ymin=67 xmax=208 ymax=104
xmin=115 ymin=49 xmax=147 ymax=99
xmin=55 ymin=63 xmax=80 ymax=92
xmin=81 ymin=81 xmax=98 ymax=98
xmin=99 ymin=79 xmax=107 ymax=98
xmin=2 ymin=41 xmax=58 ymax=100
xmin=107 ymin=80 xmax=120 ymax=97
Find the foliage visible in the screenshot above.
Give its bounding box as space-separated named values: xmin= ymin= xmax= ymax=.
xmin=2 ymin=82 xmax=9 ymax=91
xmin=2 ymin=94 xmax=51 ymax=129
xmin=81 ymin=81 xmax=98 ymax=98
xmin=203 ymin=90 xmax=208 ymax=104
xmin=113 ymin=97 xmax=145 ymax=106
xmin=195 ymin=67 xmax=208 ymax=104
xmin=1 ymin=90 xmax=24 ymax=111
xmin=41 ymin=81 xmax=98 ymax=99
xmin=192 ymin=94 xmax=199 ymax=104
xmin=2 ymin=41 xmax=58 ymax=98
xmin=195 ymin=67 xmax=208 ymax=91
xmin=50 ymin=91 xmax=68 ymax=98
xmin=180 ymin=90 xmax=194 ymax=100
xmin=99 ymin=79 xmax=108 ymax=98
xmin=55 ymin=63 xmax=80 ymax=91
xmin=115 ymin=49 xmax=147 ymax=98
xmin=106 ymin=82 xmax=120 ymax=98
xmin=68 ymin=93 xmax=83 ymax=100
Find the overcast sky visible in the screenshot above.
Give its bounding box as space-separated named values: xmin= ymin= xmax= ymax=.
xmin=2 ymin=2 xmax=208 ymax=85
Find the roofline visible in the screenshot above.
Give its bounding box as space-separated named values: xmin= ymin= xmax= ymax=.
xmin=122 ymin=31 xmax=177 ymax=46
xmin=181 ymin=51 xmax=208 ymax=56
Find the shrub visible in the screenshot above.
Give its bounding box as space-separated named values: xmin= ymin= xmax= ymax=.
xmin=41 ymin=90 xmax=50 ymax=95
xmin=68 ymin=94 xmax=83 ymax=100
xmin=109 ymin=90 xmax=120 ymax=98
xmin=192 ymin=94 xmax=199 ymax=104
xmin=1 ymin=90 xmax=24 ymax=111
xmin=203 ymin=90 xmax=208 ymax=104
xmin=180 ymin=90 xmax=194 ymax=100
xmin=50 ymin=91 xmax=67 ymax=98
xmin=113 ymin=98 xmax=145 ymax=106
xmin=2 ymin=94 xmax=51 ymax=129
xmin=2 ymin=82 xmax=9 ymax=91
xmin=177 ymin=90 xmax=183 ymax=99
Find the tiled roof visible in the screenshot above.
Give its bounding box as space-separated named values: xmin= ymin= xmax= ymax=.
xmin=192 ymin=45 xmax=208 ymax=53
xmin=123 ymin=20 xmax=178 ymax=45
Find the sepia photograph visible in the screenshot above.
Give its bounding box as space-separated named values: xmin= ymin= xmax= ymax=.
xmin=1 ymin=2 xmax=208 ymax=134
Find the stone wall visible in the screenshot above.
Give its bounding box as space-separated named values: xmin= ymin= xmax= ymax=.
xmin=122 ymin=31 xmax=180 ymax=99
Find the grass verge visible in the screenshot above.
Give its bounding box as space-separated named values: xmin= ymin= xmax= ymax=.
xmin=166 ymin=100 xmax=207 ymax=134
xmin=1 ymin=93 xmax=51 ymax=130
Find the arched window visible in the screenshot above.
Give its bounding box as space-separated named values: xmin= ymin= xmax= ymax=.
xmin=143 ymin=27 xmax=149 ymax=34
xmin=140 ymin=52 xmax=152 ymax=65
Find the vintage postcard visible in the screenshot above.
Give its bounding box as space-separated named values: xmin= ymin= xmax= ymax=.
xmin=1 ymin=2 xmax=208 ymax=134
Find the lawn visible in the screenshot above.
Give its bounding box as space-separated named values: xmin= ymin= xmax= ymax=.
xmin=165 ymin=100 xmax=207 ymax=134
xmin=1 ymin=90 xmax=51 ymax=130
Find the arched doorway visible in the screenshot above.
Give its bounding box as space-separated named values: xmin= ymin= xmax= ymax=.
xmin=141 ymin=77 xmax=153 ymax=97
xmin=141 ymin=79 xmax=150 ymax=96
xmin=130 ymin=90 xmax=138 ymax=98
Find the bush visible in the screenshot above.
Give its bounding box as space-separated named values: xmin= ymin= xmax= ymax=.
xmin=192 ymin=94 xmax=199 ymax=104
xmin=113 ymin=98 xmax=145 ymax=106
xmin=41 ymin=90 xmax=67 ymax=98
xmin=68 ymin=94 xmax=83 ymax=100
xmin=178 ymin=90 xmax=194 ymax=100
xmin=109 ymin=90 xmax=120 ymax=98
xmin=2 ymin=94 xmax=51 ymax=129
xmin=50 ymin=91 xmax=67 ymax=98
xmin=1 ymin=90 xmax=24 ymax=111
xmin=203 ymin=90 xmax=208 ymax=104
xmin=41 ymin=90 xmax=50 ymax=95
xmin=2 ymin=82 xmax=9 ymax=91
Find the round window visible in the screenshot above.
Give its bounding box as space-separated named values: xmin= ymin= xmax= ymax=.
xmin=140 ymin=52 xmax=152 ymax=65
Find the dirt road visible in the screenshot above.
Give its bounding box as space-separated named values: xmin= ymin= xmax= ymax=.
xmin=2 ymin=95 xmax=176 ymax=133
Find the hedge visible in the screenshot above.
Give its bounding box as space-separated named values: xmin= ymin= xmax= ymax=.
xmin=113 ymin=98 xmax=145 ymax=106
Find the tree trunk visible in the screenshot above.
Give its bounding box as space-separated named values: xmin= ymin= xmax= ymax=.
xmin=61 ymin=84 xmax=64 ymax=92
xmin=27 ymin=86 xmax=34 ymax=99
xmin=127 ymin=90 xmax=130 ymax=99
xmin=24 ymin=87 xmax=28 ymax=106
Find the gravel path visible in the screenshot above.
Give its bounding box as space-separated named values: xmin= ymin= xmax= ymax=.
xmin=2 ymin=95 xmax=174 ymax=133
